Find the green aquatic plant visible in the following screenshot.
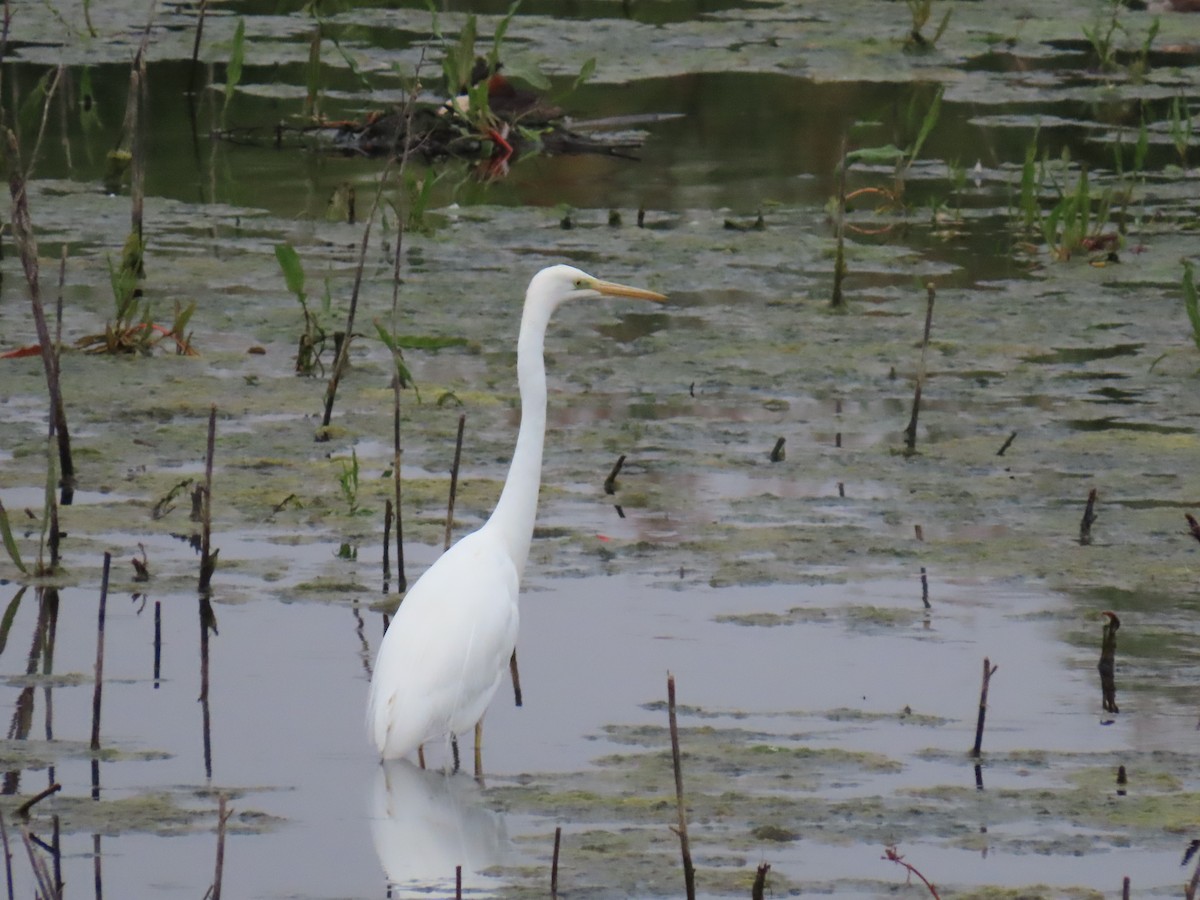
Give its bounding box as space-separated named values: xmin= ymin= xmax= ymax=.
xmin=1168 ymin=94 xmax=1193 ymax=169
xmin=222 ymin=18 xmax=245 ymax=129
xmin=337 ymin=448 xmax=363 ymax=516
xmin=275 ymin=243 xmax=332 ymax=375
xmin=904 ymin=0 xmax=951 ymax=51
xmin=1184 ymin=262 xmax=1200 ymax=357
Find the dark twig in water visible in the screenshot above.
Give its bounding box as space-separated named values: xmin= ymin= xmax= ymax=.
xmin=831 ymin=135 xmax=848 ymax=309
xmin=1099 ymin=611 xmax=1120 ymax=714
xmin=199 ymin=406 xmax=218 ymax=592
xmin=15 ymin=783 xmax=60 ymax=819
xmin=392 ymin=388 xmax=406 ymax=592
xmin=383 ymin=499 xmax=393 ymax=588
xmin=1123 ymin=875 xmax=1131 ymax=900
xmin=667 ymin=673 xmax=696 ymax=900
xmin=455 ymin=864 xmax=462 ymax=900
xmin=769 ymin=438 xmax=785 ymax=463
xmin=1184 ymin=842 xmax=1200 ymax=900
xmin=211 ymin=794 xmax=231 ymax=900
xmin=90 ymin=554 xmax=111 ymax=752
xmin=551 ymin=826 xmax=562 ymax=898
xmin=996 ymin=431 xmax=1017 ymax=456
xmin=604 ymin=454 xmax=626 ymax=494
xmin=445 ymin=414 xmax=466 ymax=551
xmin=970 ymin=657 xmax=998 ymax=758
xmin=0 ymin=809 xmax=13 ymax=900
xmin=1080 ymin=488 xmax=1098 ymax=545
xmin=6 ymin=131 xmax=76 ymax=509
xmin=883 ymin=845 xmax=940 ymax=900
xmin=903 ymin=283 xmax=936 ymax=455
xmin=919 ymin=567 xmax=930 ymax=610
xmin=751 ymin=862 xmax=771 ymax=900
xmin=1185 ymin=513 xmax=1200 ymax=544
xmin=188 ymin=0 xmax=208 ymax=97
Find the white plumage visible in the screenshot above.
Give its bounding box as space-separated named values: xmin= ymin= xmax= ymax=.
xmin=367 ymin=264 xmax=665 ymax=765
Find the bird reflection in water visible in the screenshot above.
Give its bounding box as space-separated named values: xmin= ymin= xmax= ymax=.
xmin=370 ymin=759 xmax=508 ymax=896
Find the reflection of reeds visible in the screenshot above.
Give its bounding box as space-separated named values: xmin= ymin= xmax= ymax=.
xmin=90 ymin=554 xmax=112 ymax=753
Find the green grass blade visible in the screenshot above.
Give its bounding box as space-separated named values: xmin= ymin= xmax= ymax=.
xmin=0 ymin=500 xmax=28 ymax=574
xmin=1184 ymin=261 xmax=1200 ymax=354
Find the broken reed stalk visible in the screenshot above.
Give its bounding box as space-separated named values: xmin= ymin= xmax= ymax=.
xmin=919 ymin=566 xmax=930 ymax=610
xmin=751 ymin=862 xmax=770 ymax=900
xmin=383 ymin=498 xmax=393 ymax=586
xmin=970 ymin=657 xmax=998 ymax=758
xmin=768 ymin=438 xmax=785 ymax=463
xmin=996 ymin=431 xmax=1017 ymax=457
xmin=667 ymin=673 xmax=696 ymax=900
xmin=455 ymin=864 xmax=462 ymax=900
xmin=130 ymin=47 xmax=147 ymax=256
xmin=1099 ymin=611 xmax=1120 ymax=714
xmin=883 ymin=846 xmax=940 ymax=900
xmin=199 ymin=405 xmax=218 ymax=592
xmin=903 ymin=282 xmax=936 ymax=455
xmin=211 ymin=794 xmax=230 ymax=900
xmin=1080 ymin=488 xmax=1098 ymax=545
xmin=1122 ymin=876 xmax=1130 ymax=900
xmin=392 ymin=391 xmax=407 ymax=592
xmin=0 ymin=810 xmax=12 ymax=900
xmin=444 ymin=414 xmax=466 ymax=551
xmin=188 ymin=0 xmax=209 ymax=98
xmin=831 ymin=135 xmax=848 ymax=308
xmin=1186 ymin=851 xmax=1200 ymax=900
xmin=6 ymin=130 xmax=76 ymax=505
xmin=90 ymin=553 xmax=111 ymax=752
xmin=1185 ymin=513 xmax=1200 ymax=544
xmin=550 ymin=825 xmax=562 ymax=898
xmin=14 ymin=783 xmax=60 ymax=819
xmin=603 ymin=454 xmax=626 ymax=494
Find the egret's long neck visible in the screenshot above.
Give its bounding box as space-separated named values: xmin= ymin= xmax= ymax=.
xmin=483 ymin=297 xmax=554 ymax=578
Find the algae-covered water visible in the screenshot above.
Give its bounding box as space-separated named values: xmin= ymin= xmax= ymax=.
xmin=1 ymin=0 xmax=1199 ymax=897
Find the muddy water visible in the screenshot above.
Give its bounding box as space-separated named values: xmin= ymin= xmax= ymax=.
xmin=3 ymin=0 xmax=1200 ymax=897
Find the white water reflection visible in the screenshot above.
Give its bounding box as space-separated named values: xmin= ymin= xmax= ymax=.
xmin=370 ymin=759 xmax=507 ymax=896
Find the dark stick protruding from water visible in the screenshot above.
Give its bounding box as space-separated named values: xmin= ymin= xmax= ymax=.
xmin=392 ymin=389 xmax=407 ymax=593
xmin=445 ymin=414 xmax=466 ymax=550
xmin=550 ymin=825 xmax=562 ymax=898
xmin=919 ymin=567 xmax=930 ymax=610
xmin=90 ymin=553 xmax=111 ymax=753
xmin=1099 ymin=611 xmax=1120 ymax=714
xmin=1185 ymin=513 xmax=1200 ymax=544
xmin=769 ymin=439 xmax=785 ymax=463
xmin=199 ymin=405 xmax=218 ymax=592
xmin=1080 ymin=488 xmax=1098 ymax=546
xmin=996 ymin=431 xmax=1017 ymax=457
xmin=455 ymin=864 xmax=462 ymax=900
xmin=0 ymin=808 xmax=12 ymax=900
xmin=211 ymin=794 xmax=231 ymax=900
xmin=751 ymin=862 xmax=770 ymax=900
xmin=6 ymin=131 xmax=75 ymax=508
xmin=903 ymin=283 xmax=936 ymax=455
xmin=831 ymin=135 xmax=848 ymax=309
xmin=1122 ymin=876 xmax=1130 ymax=900
xmin=14 ymin=783 xmax=60 ymax=819
xmin=667 ymin=673 xmax=696 ymax=900
xmin=970 ymin=657 xmax=998 ymax=758
xmin=383 ymin=498 xmax=393 ymax=589
xmin=604 ymin=454 xmax=626 ymax=494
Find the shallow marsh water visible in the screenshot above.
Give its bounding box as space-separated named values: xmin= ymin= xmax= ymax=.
xmin=2 ymin=0 xmax=1200 ymax=897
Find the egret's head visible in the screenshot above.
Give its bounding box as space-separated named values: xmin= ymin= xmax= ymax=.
xmin=529 ymin=264 xmax=666 ymax=313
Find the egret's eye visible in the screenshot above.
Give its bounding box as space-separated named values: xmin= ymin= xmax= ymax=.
xmin=574 ymin=279 xmax=587 ymax=289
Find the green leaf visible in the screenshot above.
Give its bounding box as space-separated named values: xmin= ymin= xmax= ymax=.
xmin=275 ymin=244 xmax=307 ymax=299
xmin=1183 ymin=262 xmax=1200 ymax=354
xmin=0 ymin=587 xmax=26 ymax=655
xmin=908 ymin=86 xmax=943 ymax=164
xmin=0 ymin=500 xmax=27 ymax=574
xmin=225 ymin=18 xmax=246 ymax=110
xmin=570 ymin=57 xmax=596 ymax=93
xmin=503 ymin=58 xmax=551 ymax=92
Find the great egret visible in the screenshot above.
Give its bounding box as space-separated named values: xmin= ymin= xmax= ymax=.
xmin=367 ymin=264 xmax=666 ymax=768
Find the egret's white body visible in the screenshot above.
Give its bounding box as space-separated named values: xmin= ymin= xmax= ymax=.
xmin=367 ymin=264 xmax=665 ymax=762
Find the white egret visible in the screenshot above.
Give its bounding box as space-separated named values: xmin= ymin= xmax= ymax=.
xmin=367 ymin=264 xmax=666 ymax=769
